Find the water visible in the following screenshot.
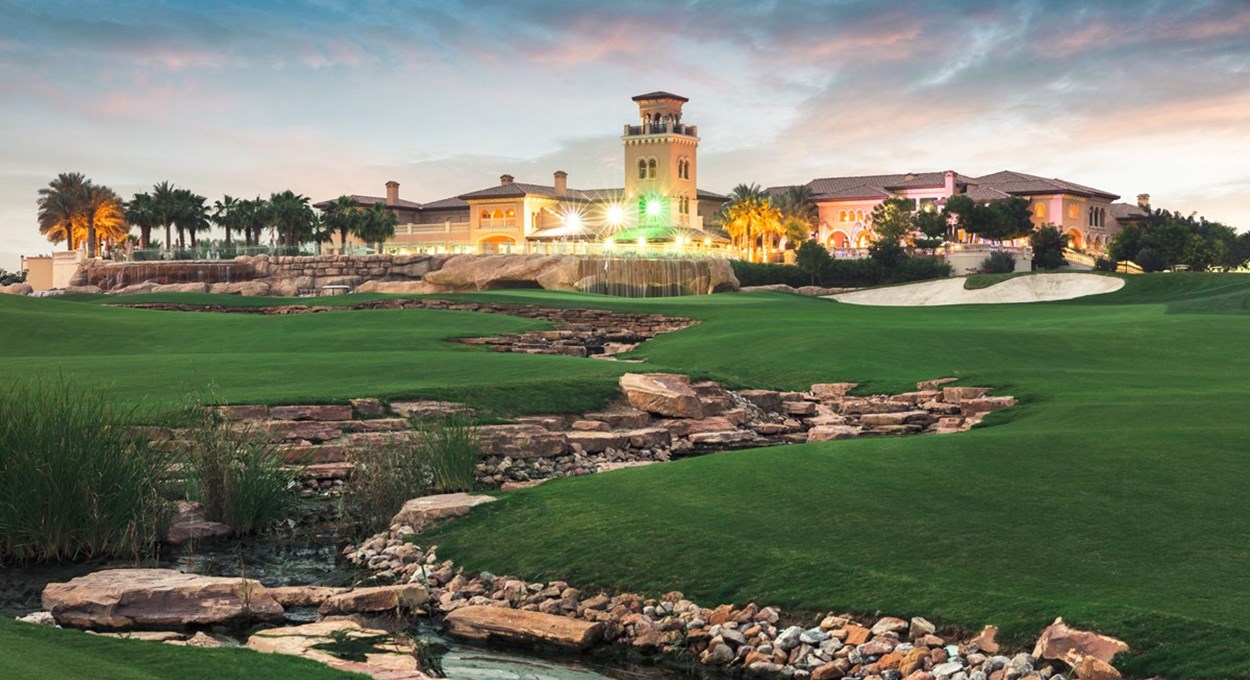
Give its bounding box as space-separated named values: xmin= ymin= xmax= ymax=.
xmin=575 ymin=257 xmax=717 ymax=298
xmin=0 ymin=529 xmax=690 ymax=680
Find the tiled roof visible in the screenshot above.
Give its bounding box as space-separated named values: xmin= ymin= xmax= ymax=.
xmin=965 ymin=186 xmax=1014 ymax=201
xmin=632 ymin=91 xmax=688 ymax=102
xmin=418 ymin=196 xmax=469 ymax=210
xmin=1111 ymin=202 xmax=1149 ymax=220
xmin=312 ymin=194 xmax=423 ymax=210
xmin=798 ymin=172 xmax=973 ymax=201
xmin=697 ymin=188 xmax=730 ymax=201
xmin=457 ymin=181 xmax=598 ymax=202
xmin=972 ymin=171 xmax=1119 ymax=200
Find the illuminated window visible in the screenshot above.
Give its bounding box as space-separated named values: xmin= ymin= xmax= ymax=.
xmin=505 ymin=208 xmax=515 ymax=218
xmin=493 ymin=209 xmax=504 ymax=219
xmin=856 ymin=210 xmax=865 ymax=222
xmin=638 ymin=159 xmax=647 ymax=180
xmin=480 ymin=210 xmax=489 ymax=220
xmin=1034 ymin=203 xmax=1047 ymax=219
xmin=839 ymin=210 xmax=847 ymax=222
xmin=647 ymin=158 xmax=657 ymax=179
xmin=1068 ymin=204 xmax=1079 ymax=219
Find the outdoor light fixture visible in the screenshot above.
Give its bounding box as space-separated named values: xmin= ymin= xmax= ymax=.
xmin=645 ymin=197 xmax=663 ymax=217
xmin=637 ymin=236 xmax=647 ymax=249
xmin=604 ymin=237 xmax=615 ymax=248
xmin=605 ymin=204 xmax=625 ymax=225
xmin=564 ymin=211 xmax=582 ymax=230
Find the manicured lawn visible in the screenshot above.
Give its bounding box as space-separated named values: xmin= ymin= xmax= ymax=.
xmin=4 ymin=273 xmax=1250 ymax=677
xmin=0 ymin=617 xmax=364 ymax=679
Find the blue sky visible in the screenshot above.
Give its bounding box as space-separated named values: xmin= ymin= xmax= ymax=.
xmin=2 ymin=0 xmax=1248 ymax=267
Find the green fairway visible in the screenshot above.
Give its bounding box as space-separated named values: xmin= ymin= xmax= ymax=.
xmin=4 ymin=274 xmax=1250 ymax=676
xmin=0 ymin=617 xmax=364 ymax=679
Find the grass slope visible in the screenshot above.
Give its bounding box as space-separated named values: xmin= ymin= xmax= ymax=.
xmin=3 ymin=274 xmax=1250 ymax=676
xmin=0 ymin=617 xmax=363 ymax=679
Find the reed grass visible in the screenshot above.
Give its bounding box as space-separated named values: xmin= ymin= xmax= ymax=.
xmin=421 ymin=413 xmax=481 ymax=494
xmin=0 ymin=380 xmax=172 ymax=564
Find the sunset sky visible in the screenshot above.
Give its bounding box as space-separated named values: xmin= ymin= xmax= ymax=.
xmin=2 ymin=0 xmax=1248 ymax=269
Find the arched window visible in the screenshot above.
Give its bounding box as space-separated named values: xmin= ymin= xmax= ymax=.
xmin=839 ymin=210 xmax=847 ymax=222
xmin=1099 ymin=208 xmax=1106 ymax=227
xmin=480 ymin=210 xmax=490 ymax=220
xmin=505 ymin=208 xmax=515 ymax=218
xmin=492 ymin=209 xmax=504 ymax=219
xmin=856 ymin=210 xmax=865 ymax=222
xmin=1034 ymin=202 xmax=1047 ymax=219
xmin=647 ymin=158 xmax=657 ymax=179
xmin=638 ymin=159 xmax=647 ymax=180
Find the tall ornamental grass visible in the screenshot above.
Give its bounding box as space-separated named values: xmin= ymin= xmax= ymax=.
xmin=183 ymin=410 xmax=299 ymax=535
xmin=0 ymin=381 xmax=172 ymax=564
xmin=422 ymin=414 xmax=480 ymax=494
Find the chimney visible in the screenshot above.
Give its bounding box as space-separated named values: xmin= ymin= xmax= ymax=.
xmin=943 ymin=170 xmax=956 ymax=196
xmin=385 ymin=181 xmax=399 ymax=206
xmin=1137 ymin=193 xmax=1151 ymax=209
xmin=553 ymin=170 xmax=568 ymax=197
xmin=500 ymin=174 xmax=514 ymax=186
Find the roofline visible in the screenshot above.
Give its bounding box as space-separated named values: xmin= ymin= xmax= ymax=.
xmin=631 ymin=92 xmax=689 ymax=103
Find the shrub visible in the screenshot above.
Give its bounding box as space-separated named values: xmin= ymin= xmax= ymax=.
xmin=980 ymin=251 xmax=1018 ymax=274
xmin=183 ymin=410 xmax=299 ymax=535
xmin=1134 ymin=247 xmax=1169 ymax=273
xmin=1094 ymin=256 xmax=1117 ymax=272
xmin=0 ymin=381 xmax=172 ymax=564
xmin=730 ymin=260 xmax=809 ymax=288
xmin=795 ymin=240 xmax=832 ymax=285
xmin=888 ymin=255 xmax=952 ymax=284
xmin=733 ymin=255 xmax=949 ymax=289
xmin=0 ymin=268 xmax=27 ymax=285
xmin=868 ymin=239 xmax=906 ymax=268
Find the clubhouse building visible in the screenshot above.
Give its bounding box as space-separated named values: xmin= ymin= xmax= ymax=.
xmin=318 ymin=92 xmax=1149 ymax=258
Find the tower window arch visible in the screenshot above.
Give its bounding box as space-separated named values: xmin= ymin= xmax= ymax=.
xmin=638 ymin=159 xmax=647 ymax=180
xmin=839 ymin=210 xmax=847 ymax=222
xmin=647 ymin=158 xmax=657 ymax=179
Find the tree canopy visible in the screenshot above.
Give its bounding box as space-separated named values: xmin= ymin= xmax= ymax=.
xmin=36 ymin=172 xmax=129 ymax=256
xmin=1108 ymin=206 xmax=1248 ymax=272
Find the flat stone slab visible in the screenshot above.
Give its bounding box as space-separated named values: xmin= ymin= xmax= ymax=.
xmin=444 ymin=605 xmax=605 ymax=650
xmin=318 ymin=584 xmax=429 ymax=615
xmin=391 ymin=492 xmax=497 ymax=532
xmin=42 ymin=568 xmax=284 ymax=630
xmin=247 ymin=620 xmax=432 ymax=679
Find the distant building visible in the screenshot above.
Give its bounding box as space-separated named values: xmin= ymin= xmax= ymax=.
xmin=771 ymin=170 xmax=1136 ymax=255
xmin=316 ymin=92 xmax=729 ymax=254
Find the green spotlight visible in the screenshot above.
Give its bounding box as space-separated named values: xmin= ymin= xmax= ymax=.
xmin=645 ymin=197 xmax=663 ymax=217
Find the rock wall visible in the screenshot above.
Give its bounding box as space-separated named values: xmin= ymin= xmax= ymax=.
xmin=71 ymin=253 xmax=739 ymax=296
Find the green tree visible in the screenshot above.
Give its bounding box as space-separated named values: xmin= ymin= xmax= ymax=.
xmin=913 ymin=205 xmax=948 ymax=251
xmin=212 ymin=195 xmax=241 ymax=247
xmin=151 ymin=181 xmax=178 ymax=252
xmin=171 ymin=189 xmax=210 ymax=249
xmin=236 ymin=197 xmax=270 ymax=247
xmin=870 ymin=196 xmax=916 ymax=248
xmin=775 ymin=185 xmax=818 ymax=248
xmin=81 ymin=183 xmax=127 ymax=258
xmin=980 ymin=197 xmax=1035 ymax=242
xmin=795 ymin=239 xmax=832 ymax=285
xmin=1030 ymin=224 xmax=1069 ymax=270
xmin=721 ymin=183 xmax=783 ymax=262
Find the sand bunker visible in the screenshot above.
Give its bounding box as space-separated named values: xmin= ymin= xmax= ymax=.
xmin=829 ymin=273 xmax=1125 ymax=307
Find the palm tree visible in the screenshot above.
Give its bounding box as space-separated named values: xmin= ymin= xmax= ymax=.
xmin=171 ymin=189 xmax=209 ymax=249
xmin=151 ymin=181 xmax=178 ymax=252
xmin=212 ymin=195 xmax=241 ymax=247
xmin=81 ymin=184 xmax=127 ymax=257
xmin=321 ymin=195 xmax=361 ymax=254
xmin=237 ymin=197 xmax=270 ymax=246
xmin=355 ymin=203 xmax=398 ymax=252
xmin=267 ymin=190 xmax=316 ymax=248
xmin=37 ymin=172 xmax=89 ymax=251
xmin=126 ymin=192 xmax=158 ymax=249
xmin=775 ymin=185 xmax=818 ymax=247
xmin=721 ymin=183 xmax=783 ymax=262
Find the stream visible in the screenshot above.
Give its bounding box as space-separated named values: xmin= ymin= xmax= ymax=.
xmin=0 ymin=529 xmax=692 ymax=680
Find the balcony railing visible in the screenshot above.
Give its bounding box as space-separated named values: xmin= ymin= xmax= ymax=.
xmin=624 ymin=122 xmax=698 ymax=137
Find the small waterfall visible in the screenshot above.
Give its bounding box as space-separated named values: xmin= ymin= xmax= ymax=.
xmin=575 ymin=256 xmax=711 ymax=298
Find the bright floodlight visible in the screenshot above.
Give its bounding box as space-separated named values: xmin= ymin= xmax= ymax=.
xmin=605 ymin=204 xmax=625 ymax=225
xmin=645 ymin=197 xmax=663 ymax=217
xmin=604 ymin=237 xmax=615 ymax=248
xmin=564 ymin=211 xmax=582 ymax=230
xmin=637 ymin=236 xmax=647 ymax=248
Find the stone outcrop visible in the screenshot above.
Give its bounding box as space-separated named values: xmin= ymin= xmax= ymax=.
xmin=444 ymin=605 xmax=605 ymax=650
xmin=0 ymin=282 xmax=33 ymax=296
xmin=619 ymin=373 xmax=705 ymax=419
xmin=318 ymin=583 xmax=429 ymax=615
xmin=163 ymin=501 xmax=231 ymax=545
xmin=390 ymin=493 xmax=496 ymax=532
xmin=42 ymin=568 xmax=284 ymax=630
xmin=76 ymin=253 xmax=737 ymax=296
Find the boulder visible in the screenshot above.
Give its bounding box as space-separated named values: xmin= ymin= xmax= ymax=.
xmin=964 ymin=624 xmax=1000 ymax=654
xmin=0 ymin=283 xmax=34 ymax=296
xmin=658 ymin=415 xmax=737 ymax=438
xmin=318 ymin=584 xmax=429 ymax=615
xmin=478 ymin=424 xmax=567 ymax=458
xmin=806 ymin=425 xmax=861 ymax=442
xmin=583 ymin=407 xmax=651 ymax=429
xmin=152 ymin=282 xmax=209 ymax=294
xmin=619 ymin=373 xmax=704 ymax=419
xmin=563 ymin=430 xmax=629 ymax=453
xmin=917 ymin=377 xmax=959 ymax=391
xmin=391 ymin=492 xmax=496 ymax=532
xmin=444 ymin=605 xmax=605 ymax=650
xmin=960 ymin=396 xmax=1017 ymax=415
xmin=1065 ymin=651 xmax=1122 ymax=680
xmin=389 ymin=400 xmax=475 ymax=420
xmin=164 ymin=501 xmax=232 ymax=545
xmin=811 ymin=383 xmax=858 ymax=399
xmin=351 ymin=398 xmax=388 ymax=417
xmin=42 ymin=568 xmax=284 ymax=630
xmin=736 ymin=389 xmax=784 ymax=413
xmin=247 ymin=620 xmax=432 ymax=679
xmin=62 ymin=285 xmax=104 ymax=294
xmin=1033 ymin=617 xmax=1129 ymax=664
xmin=425 ymin=254 xmax=563 ymax=292
xmin=941 ymin=386 xmax=990 ymax=403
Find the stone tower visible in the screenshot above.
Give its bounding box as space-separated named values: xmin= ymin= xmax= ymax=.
xmin=622 ymin=92 xmax=700 ymax=231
